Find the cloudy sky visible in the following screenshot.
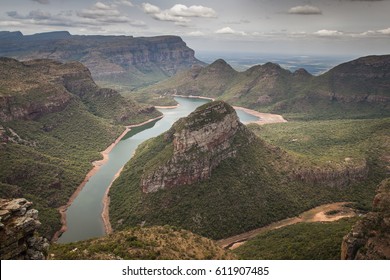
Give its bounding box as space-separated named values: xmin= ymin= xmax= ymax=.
xmin=1 ymin=0 xmax=389 ymax=56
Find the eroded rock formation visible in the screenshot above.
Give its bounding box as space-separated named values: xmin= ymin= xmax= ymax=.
xmin=0 ymin=198 xmax=49 ymax=260
xmin=341 ymin=178 xmax=390 ymax=259
xmin=141 ymin=101 xmax=254 ymax=193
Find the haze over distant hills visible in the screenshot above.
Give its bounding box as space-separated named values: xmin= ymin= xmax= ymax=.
xmin=135 ymin=55 xmax=390 ymax=119
xmin=0 ymin=31 xmax=204 ymax=89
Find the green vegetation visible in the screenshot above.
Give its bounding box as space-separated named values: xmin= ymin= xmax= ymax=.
xmin=0 ymin=58 xmax=161 ymax=238
xmin=248 ymin=118 xmax=390 ymax=164
xmin=0 ymin=100 xmax=124 ymax=237
xmin=130 ymin=55 xmax=390 ymax=120
xmin=109 ymin=113 xmax=388 ymax=240
xmin=234 ymin=218 xmax=358 ymax=260
xmin=50 ymin=226 xmax=234 ymax=260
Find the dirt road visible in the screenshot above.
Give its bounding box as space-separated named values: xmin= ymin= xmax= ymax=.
xmin=217 ymin=202 xmax=356 ymax=250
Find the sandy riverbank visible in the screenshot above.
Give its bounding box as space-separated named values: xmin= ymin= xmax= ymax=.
xmin=52 ymin=115 xmax=163 ymax=242
xmin=154 ymin=105 xmax=179 ymax=109
xmin=173 ymin=94 xmax=287 ymax=125
xmin=101 ymin=166 xmax=124 ymax=234
xmin=233 ymin=106 xmax=287 ymax=125
xmin=173 ymin=94 xmax=215 ymax=101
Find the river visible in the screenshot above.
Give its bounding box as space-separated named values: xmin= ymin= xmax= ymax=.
xmin=57 ymin=97 xmax=259 ymax=243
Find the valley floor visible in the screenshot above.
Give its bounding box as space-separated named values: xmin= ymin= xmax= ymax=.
xmin=218 ymin=202 xmax=356 ymax=249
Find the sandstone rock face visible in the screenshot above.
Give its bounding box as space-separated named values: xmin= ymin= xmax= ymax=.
xmin=341 ymin=178 xmax=390 ymax=260
xmin=0 ymin=32 xmax=204 ymax=79
xmin=0 ymin=198 xmax=49 ymax=260
xmin=0 ymin=58 xmax=157 ymax=124
xmin=141 ymin=101 xmax=254 ymax=193
xmin=291 ymin=159 xmax=369 ymax=188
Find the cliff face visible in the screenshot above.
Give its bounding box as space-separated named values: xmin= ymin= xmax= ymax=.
xmin=141 ymin=101 xmax=254 ymax=193
xmin=0 ymin=198 xmax=49 ymax=260
xmin=0 ymin=57 xmax=159 ymax=124
xmin=291 ymin=158 xmax=369 ymax=188
xmin=0 ymin=32 xmax=204 ymax=85
xmin=341 ymin=178 xmax=390 ymax=260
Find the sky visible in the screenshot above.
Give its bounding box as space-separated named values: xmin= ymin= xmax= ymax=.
xmin=0 ymin=0 xmax=389 ymax=56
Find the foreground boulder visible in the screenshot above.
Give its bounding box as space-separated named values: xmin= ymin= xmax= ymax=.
xmin=341 ymin=178 xmax=390 ymax=259
xmin=0 ymin=198 xmax=49 ymax=259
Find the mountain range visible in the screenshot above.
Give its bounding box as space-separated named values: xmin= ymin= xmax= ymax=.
xmin=134 ymin=55 xmax=390 ymax=119
xmin=0 ymin=31 xmax=204 ymax=89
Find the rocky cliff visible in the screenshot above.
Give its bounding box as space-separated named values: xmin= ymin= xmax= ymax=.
xmin=291 ymin=158 xmax=369 ymax=188
xmin=0 ymin=198 xmax=49 ymax=260
xmin=341 ymin=178 xmax=390 ymax=260
xmin=140 ymin=101 xmax=254 ymax=193
xmin=0 ymin=57 xmax=159 ymax=124
xmin=0 ymin=31 xmax=204 ymax=87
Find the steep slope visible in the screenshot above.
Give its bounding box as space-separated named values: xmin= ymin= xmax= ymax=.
xmin=0 ymin=58 xmax=159 ymax=124
xmin=50 ymin=226 xmax=234 ymax=260
xmin=0 ymin=31 xmax=205 ymax=89
xmin=341 ymin=178 xmax=390 ymax=260
xmin=135 ymin=55 xmax=390 ymax=119
xmin=109 ymin=101 xmax=376 ymax=240
xmin=0 ymin=58 xmax=160 ymax=238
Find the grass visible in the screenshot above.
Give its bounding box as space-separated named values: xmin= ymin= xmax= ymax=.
xmin=248 ymin=118 xmax=390 ymax=165
xmin=234 ymin=218 xmax=359 ymax=260
xmin=49 ymin=226 xmax=234 ymax=260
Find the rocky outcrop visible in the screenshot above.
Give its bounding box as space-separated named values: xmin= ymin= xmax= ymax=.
xmin=0 ymin=198 xmax=49 ymax=260
xmin=291 ymin=158 xmax=369 ymax=188
xmin=141 ymin=101 xmax=254 ymax=193
xmin=341 ymin=178 xmax=390 ymax=260
xmin=0 ymin=58 xmax=159 ymax=124
xmin=0 ymin=31 xmax=204 ymax=80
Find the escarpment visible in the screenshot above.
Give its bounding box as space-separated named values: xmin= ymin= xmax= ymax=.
xmin=341 ymin=178 xmax=390 ymax=260
xmin=141 ymin=101 xmax=255 ymax=193
xmin=0 ymin=32 xmax=204 ymax=85
xmin=0 ymin=58 xmax=160 ymax=124
xmin=0 ymin=198 xmax=49 ymax=260
xmin=291 ymin=158 xmax=369 ymax=188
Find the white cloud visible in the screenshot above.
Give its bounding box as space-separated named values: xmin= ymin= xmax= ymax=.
xmin=142 ymin=3 xmax=217 ymax=24
xmin=187 ymin=31 xmax=205 ymax=36
xmin=6 ymin=2 xmax=146 ymax=28
xmin=377 ymin=27 xmax=390 ymax=34
xmin=314 ymin=29 xmax=344 ymax=37
xmin=31 ymin=0 xmax=50 ymax=4
xmin=94 ymin=2 xmax=113 ymax=10
xmin=143 ymin=3 xmax=161 ymax=14
xmin=288 ymin=5 xmax=322 ymax=15
xmin=77 ymin=2 xmax=121 ymax=19
xmin=169 ymin=4 xmax=217 ymax=18
xmin=215 ymin=27 xmax=246 ymax=36
xmin=115 ymin=0 xmax=133 ymax=7
xmin=0 ymin=21 xmax=23 ymax=27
